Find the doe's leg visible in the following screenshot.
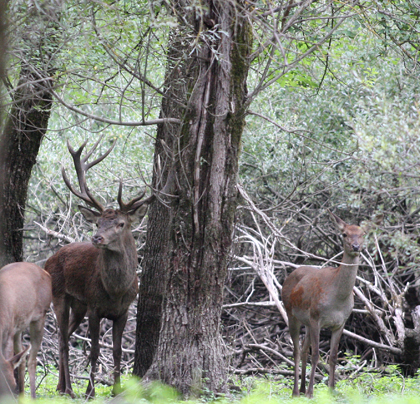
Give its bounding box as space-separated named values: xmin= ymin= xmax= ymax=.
xmin=28 ymin=319 xmax=45 ymax=398
xmin=328 ymin=325 xmax=344 ymax=390
xmin=299 ymin=326 xmax=311 ymax=395
xmin=288 ymin=315 xmax=302 ymax=397
xmin=306 ymin=321 xmax=320 ymax=398
xmin=13 ymin=332 xmax=24 ymax=394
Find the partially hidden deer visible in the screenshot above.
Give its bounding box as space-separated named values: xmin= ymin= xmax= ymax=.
xmin=0 ymin=262 xmax=52 ymax=399
xmin=45 ymin=139 xmax=151 ymax=398
xmin=282 ymin=211 xmax=366 ymax=398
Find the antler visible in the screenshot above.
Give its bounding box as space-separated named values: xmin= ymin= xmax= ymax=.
xmin=117 ymin=181 xmax=155 ymax=213
xmin=62 ymin=136 xmax=117 ymax=212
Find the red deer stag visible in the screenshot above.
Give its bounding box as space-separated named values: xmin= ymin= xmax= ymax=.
xmin=0 ymin=262 xmax=52 ymax=399
xmin=282 ymin=211 xmax=366 ymax=398
xmin=45 ymin=139 xmax=150 ymax=398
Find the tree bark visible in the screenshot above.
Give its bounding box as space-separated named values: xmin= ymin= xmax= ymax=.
xmin=0 ymin=3 xmax=58 ymax=267
xmin=133 ymin=77 xmax=181 ymax=377
xmin=0 ymin=0 xmax=5 ymax=80
xmin=0 ymin=0 xmax=11 ymax=398
xmin=134 ymin=0 xmax=252 ymax=395
xmin=0 ymin=66 xmax=53 ymax=266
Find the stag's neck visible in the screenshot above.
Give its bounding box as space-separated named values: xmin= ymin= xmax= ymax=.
xmin=334 ymin=252 xmax=360 ymax=301
xmin=97 ymin=242 xmax=137 ymax=297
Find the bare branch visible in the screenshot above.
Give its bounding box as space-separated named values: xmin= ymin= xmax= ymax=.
xmin=34 ymin=221 xmax=76 ymax=244
xmin=52 ymin=89 xmax=181 ymax=127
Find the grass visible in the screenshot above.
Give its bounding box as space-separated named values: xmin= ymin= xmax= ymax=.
xmin=10 ymin=366 xmax=420 ymax=404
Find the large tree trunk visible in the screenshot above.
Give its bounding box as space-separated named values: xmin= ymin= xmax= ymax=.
xmin=0 ymin=3 xmax=58 ymax=267
xmin=134 ymin=0 xmax=252 ymax=395
xmin=133 ymin=84 xmax=180 ymax=377
xmin=0 ymin=66 xmax=53 ymax=266
xmin=0 ymin=0 xmax=4 ymax=81
xmin=0 ymin=0 xmax=10 ymax=398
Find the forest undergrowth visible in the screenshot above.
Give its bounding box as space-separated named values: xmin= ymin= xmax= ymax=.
xmin=10 ymin=368 xmax=420 ymax=404
xmin=3 ymin=1 xmax=420 ymax=403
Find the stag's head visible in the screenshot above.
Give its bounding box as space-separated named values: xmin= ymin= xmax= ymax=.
xmin=62 ymin=138 xmax=150 ymax=251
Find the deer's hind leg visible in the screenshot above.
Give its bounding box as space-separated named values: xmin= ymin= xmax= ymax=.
xmin=288 ymin=315 xmax=302 ymax=397
xmin=299 ymin=326 xmax=311 ymax=395
xmin=306 ymin=320 xmax=320 ymax=398
xmin=28 ymin=318 xmax=46 ymax=398
xmin=13 ymin=332 xmax=24 ymax=394
xmin=68 ymin=300 xmax=87 ymax=336
xmin=54 ymin=295 xmax=75 ymax=398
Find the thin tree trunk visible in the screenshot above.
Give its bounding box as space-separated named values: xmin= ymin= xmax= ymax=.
xmin=134 ymin=0 xmax=252 ymax=395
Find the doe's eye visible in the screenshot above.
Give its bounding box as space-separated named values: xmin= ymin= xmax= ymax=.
xmin=118 ymin=223 xmax=125 ymax=228
xmin=342 ymin=233 xmax=348 ymax=238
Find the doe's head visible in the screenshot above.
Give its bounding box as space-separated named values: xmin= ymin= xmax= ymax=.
xmin=329 ymin=211 xmax=366 ymax=257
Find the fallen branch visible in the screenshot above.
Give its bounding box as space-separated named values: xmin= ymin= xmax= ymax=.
xmin=343 ymin=329 xmax=402 ymax=355
xmin=245 ymin=343 xmax=294 ymax=367
xmin=232 ymin=367 xmax=294 ymax=376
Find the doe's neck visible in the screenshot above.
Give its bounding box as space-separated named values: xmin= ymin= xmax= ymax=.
xmin=341 ymin=251 xmax=360 ymax=268
xmin=334 ymin=252 xmax=360 ymax=300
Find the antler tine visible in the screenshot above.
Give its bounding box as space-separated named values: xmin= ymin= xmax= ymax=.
xmin=82 ymin=135 xmax=102 ymax=163
xmin=85 ymin=137 xmax=117 ymax=170
xmin=61 ymin=166 xmax=100 ymax=209
xmin=63 ymin=138 xmax=117 ymax=212
xmin=66 ymin=140 xmax=89 ymax=197
xmin=117 ymin=180 xmax=153 ymax=213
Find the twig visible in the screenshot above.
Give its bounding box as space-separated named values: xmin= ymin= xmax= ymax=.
xmin=34 ymin=221 xmax=76 ymax=243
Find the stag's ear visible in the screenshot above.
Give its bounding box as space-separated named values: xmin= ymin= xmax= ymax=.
xmin=128 ymin=204 xmax=148 ymax=224
xmin=78 ymin=205 xmax=101 ymax=224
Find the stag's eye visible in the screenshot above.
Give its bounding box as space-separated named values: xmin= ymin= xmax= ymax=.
xmin=342 ymin=233 xmax=348 ymax=238
xmin=118 ymin=223 xmax=125 ymax=228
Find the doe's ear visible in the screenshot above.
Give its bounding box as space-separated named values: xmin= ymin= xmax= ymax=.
xmin=328 ymin=209 xmax=347 ymax=233
xmin=128 ymin=204 xmax=148 ymax=224
xmin=9 ymin=345 xmax=31 ymax=370
xmin=78 ymin=205 xmax=101 ymax=224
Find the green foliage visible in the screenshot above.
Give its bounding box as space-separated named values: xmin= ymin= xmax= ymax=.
xmin=6 ymin=1 xmax=420 ymax=400
xmin=241 ymin=13 xmax=420 ymax=270
xmin=21 ymin=371 xmax=420 ymax=404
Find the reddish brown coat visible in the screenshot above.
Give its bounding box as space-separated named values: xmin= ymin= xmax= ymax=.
xmin=282 ymin=212 xmax=366 ymax=397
